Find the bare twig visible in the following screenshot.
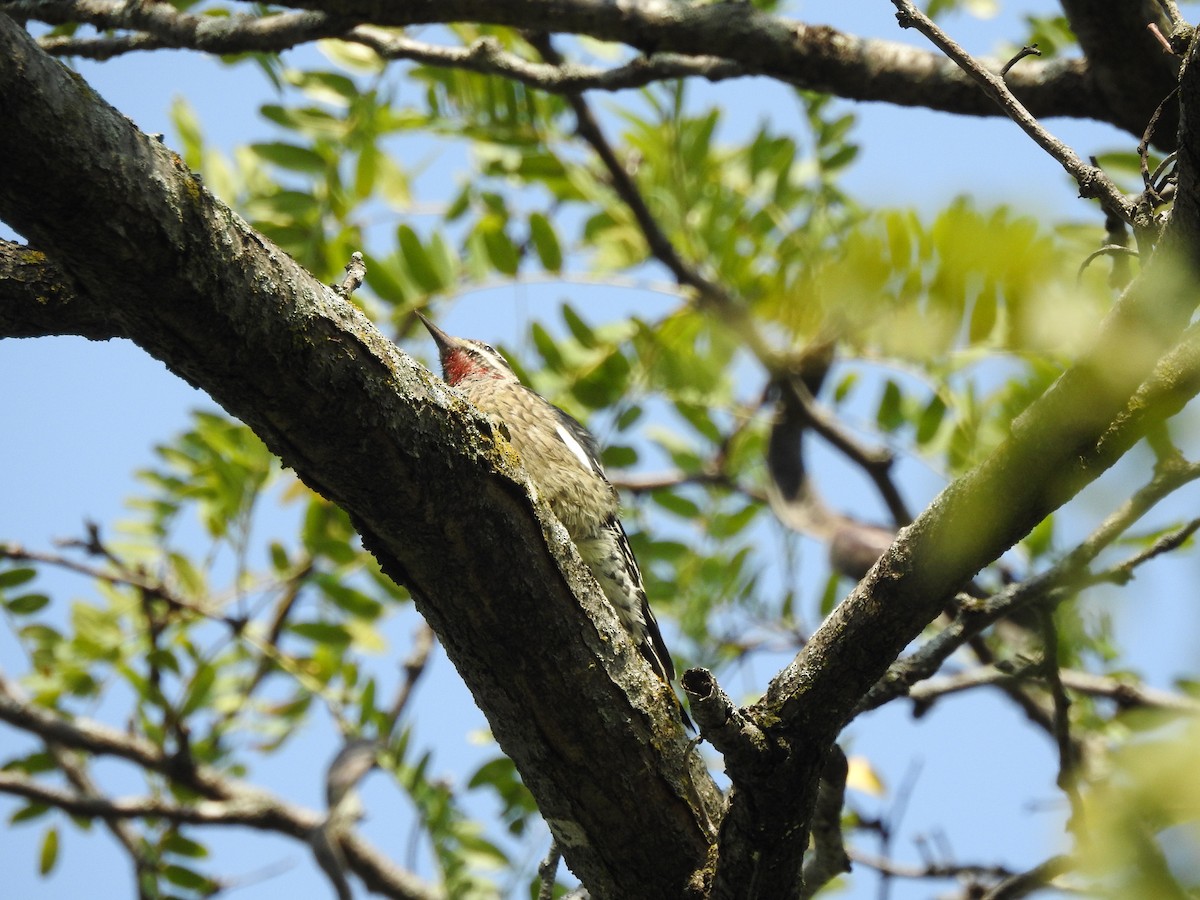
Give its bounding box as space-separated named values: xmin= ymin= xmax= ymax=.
xmin=1077 ymin=244 xmax=1139 ymax=282
xmin=537 ymin=840 xmax=562 ymax=900
xmin=385 ymin=624 xmax=436 ymax=733
xmin=1037 ymin=609 xmax=1085 ymax=831
xmin=1146 ymin=22 xmax=1177 ymax=56
xmin=849 ymin=847 xmax=1015 ymax=883
xmin=336 ymin=251 xmax=366 ymax=299
xmin=1139 ymin=88 xmax=1180 ymax=196
xmin=350 ymin=29 xmax=746 ymax=93
xmin=909 ymin=663 xmax=1200 ymax=713
xmin=980 ymin=854 xmax=1073 ymax=900
xmin=999 ymin=44 xmax=1041 ymax=78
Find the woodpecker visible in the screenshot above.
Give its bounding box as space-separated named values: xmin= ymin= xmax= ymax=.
xmin=417 ymin=313 xmax=691 ymax=728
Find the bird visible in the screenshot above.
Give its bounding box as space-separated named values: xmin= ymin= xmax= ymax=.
xmin=417 ymin=313 xmax=691 ymax=729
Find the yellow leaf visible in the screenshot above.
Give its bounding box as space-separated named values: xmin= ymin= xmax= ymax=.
xmin=846 ymin=756 xmax=886 ymax=796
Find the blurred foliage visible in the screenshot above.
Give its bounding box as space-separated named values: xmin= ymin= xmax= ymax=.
xmin=6 ymin=15 xmax=1200 ymax=900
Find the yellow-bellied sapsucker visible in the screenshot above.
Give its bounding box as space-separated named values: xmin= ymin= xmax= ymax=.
xmin=418 ymin=314 xmax=690 ymax=728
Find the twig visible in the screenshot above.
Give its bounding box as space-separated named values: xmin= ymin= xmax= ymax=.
xmin=999 ymin=44 xmax=1040 ymax=78
xmin=1087 ymin=515 xmax=1200 ymax=586
xmin=1138 ymin=88 xmax=1179 ymax=196
xmin=349 ymin=29 xmax=746 ymax=94
xmin=891 ymin=0 xmax=1134 ymax=222
xmin=1146 ymin=22 xmax=1177 ymax=56
xmin=979 ymin=854 xmax=1072 ymax=900
xmin=1154 ymin=0 xmax=1187 ymax=32
xmin=335 ymin=251 xmax=366 ymax=299
xmin=1037 ymin=610 xmax=1085 ymax=832
xmin=0 ymin=540 xmax=236 ymax=627
xmin=848 ymin=847 xmax=1014 ymax=883
xmin=909 ymin=663 xmax=1200 ymax=713
xmin=537 ymin=840 xmax=562 ymax=900
xmin=385 ymin=625 xmax=436 ymax=733
xmin=1077 ymin=244 xmax=1139 ymax=283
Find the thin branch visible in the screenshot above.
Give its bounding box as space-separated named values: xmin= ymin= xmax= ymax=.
xmin=349 ymin=28 xmax=746 ymax=93
xmin=1037 ymin=609 xmax=1086 ymax=831
xmin=0 ymin=769 xmax=292 ymax=826
xmin=0 ymin=540 xmax=238 ymax=628
xmin=1087 ymin=515 xmax=1200 ymax=586
xmin=848 ymin=847 xmax=1015 ymax=883
xmin=979 ymin=854 xmax=1073 ymax=900
xmin=9 ymin=1 xmax=351 ymax=59
xmin=909 ymin=663 xmax=1200 ymax=713
xmin=890 ymin=0 xmax=1134 ymax=222
xmin=384 ymin=624 xmax=436 ymax=733
xmin=537 ymin=840 xmax=563 ymax=900
xmin=999 ymin=44 xmax=1041 ymax=78
xmin=46 ymin=744 xmax=156 ymax=898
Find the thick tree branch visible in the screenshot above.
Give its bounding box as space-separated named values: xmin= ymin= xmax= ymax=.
xmin=0 ymin=16 xmax=718 ymax=897
xmin=9 ymin=0 xmax=1109 ymax=125
xmin=246 ymin=0 xmax=1125 ymax=119
xmin=0 ymin=241 xmax=120 ymax=340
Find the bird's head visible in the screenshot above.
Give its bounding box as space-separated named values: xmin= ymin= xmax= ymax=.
xmin=417 ymin=313 xmax=520 ymax=387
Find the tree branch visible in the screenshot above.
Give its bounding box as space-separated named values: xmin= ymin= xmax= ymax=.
xmin=5 ymin=0 xmax=1119 ymax=127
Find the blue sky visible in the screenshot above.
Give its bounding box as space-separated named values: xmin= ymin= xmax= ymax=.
xmin=4 ymin=2 xmax=1198 ymax=898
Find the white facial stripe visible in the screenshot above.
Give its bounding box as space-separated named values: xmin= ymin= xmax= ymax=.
xmin=555 ymin=422 xmax=596 ymax=472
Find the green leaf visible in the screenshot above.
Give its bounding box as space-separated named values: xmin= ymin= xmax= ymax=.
xmin=162 ymin=831 xmax=209 ymax=859
xmin=529 ymin=212 xmax=563 ymax=272
xmin=0 ymin=567 xmax=37 ymax=590
xmin=398 ymin=224 xmax=442 ymax=294
xmin=819 ymin=572 xmax=841 ymax=616
xmin=6 ymin=593 xmax=50 ymax=615
xmin=248 ymin=142 xmax=327 ymax=174
xmin=163 ymin=863 xmax=215 ymax=891
xmin=916 ymin=394 xmax=947 ymax=446
xmin=179 ymin=663 xmax=217 ymax=717
xmin=876 ymin=380 xmax=905 ymax=432
xmin=316 ymin=574 xmax=383 ymax=619
xmin=290 ymin=621 xmax=353 ymax=646
xmin=9 ymin=803 xmax=50 ymax=825
xmin=560 ymin=304 xmax=596 ymax=349
xmin=39 ymin=826 xmax=58 ymax=876
xmin=480 ymin=221 xmax=519 ymax=276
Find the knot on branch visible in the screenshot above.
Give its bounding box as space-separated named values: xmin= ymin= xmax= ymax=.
xmin=683 ymin=668 xmax=784 ymax=773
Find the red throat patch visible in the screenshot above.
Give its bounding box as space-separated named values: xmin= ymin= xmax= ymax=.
xmin=441 ymin=348 xmax=503 ymax=385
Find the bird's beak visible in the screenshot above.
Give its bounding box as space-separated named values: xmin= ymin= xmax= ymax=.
xmin=415 ymin=311 xmax=453 ymax=355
